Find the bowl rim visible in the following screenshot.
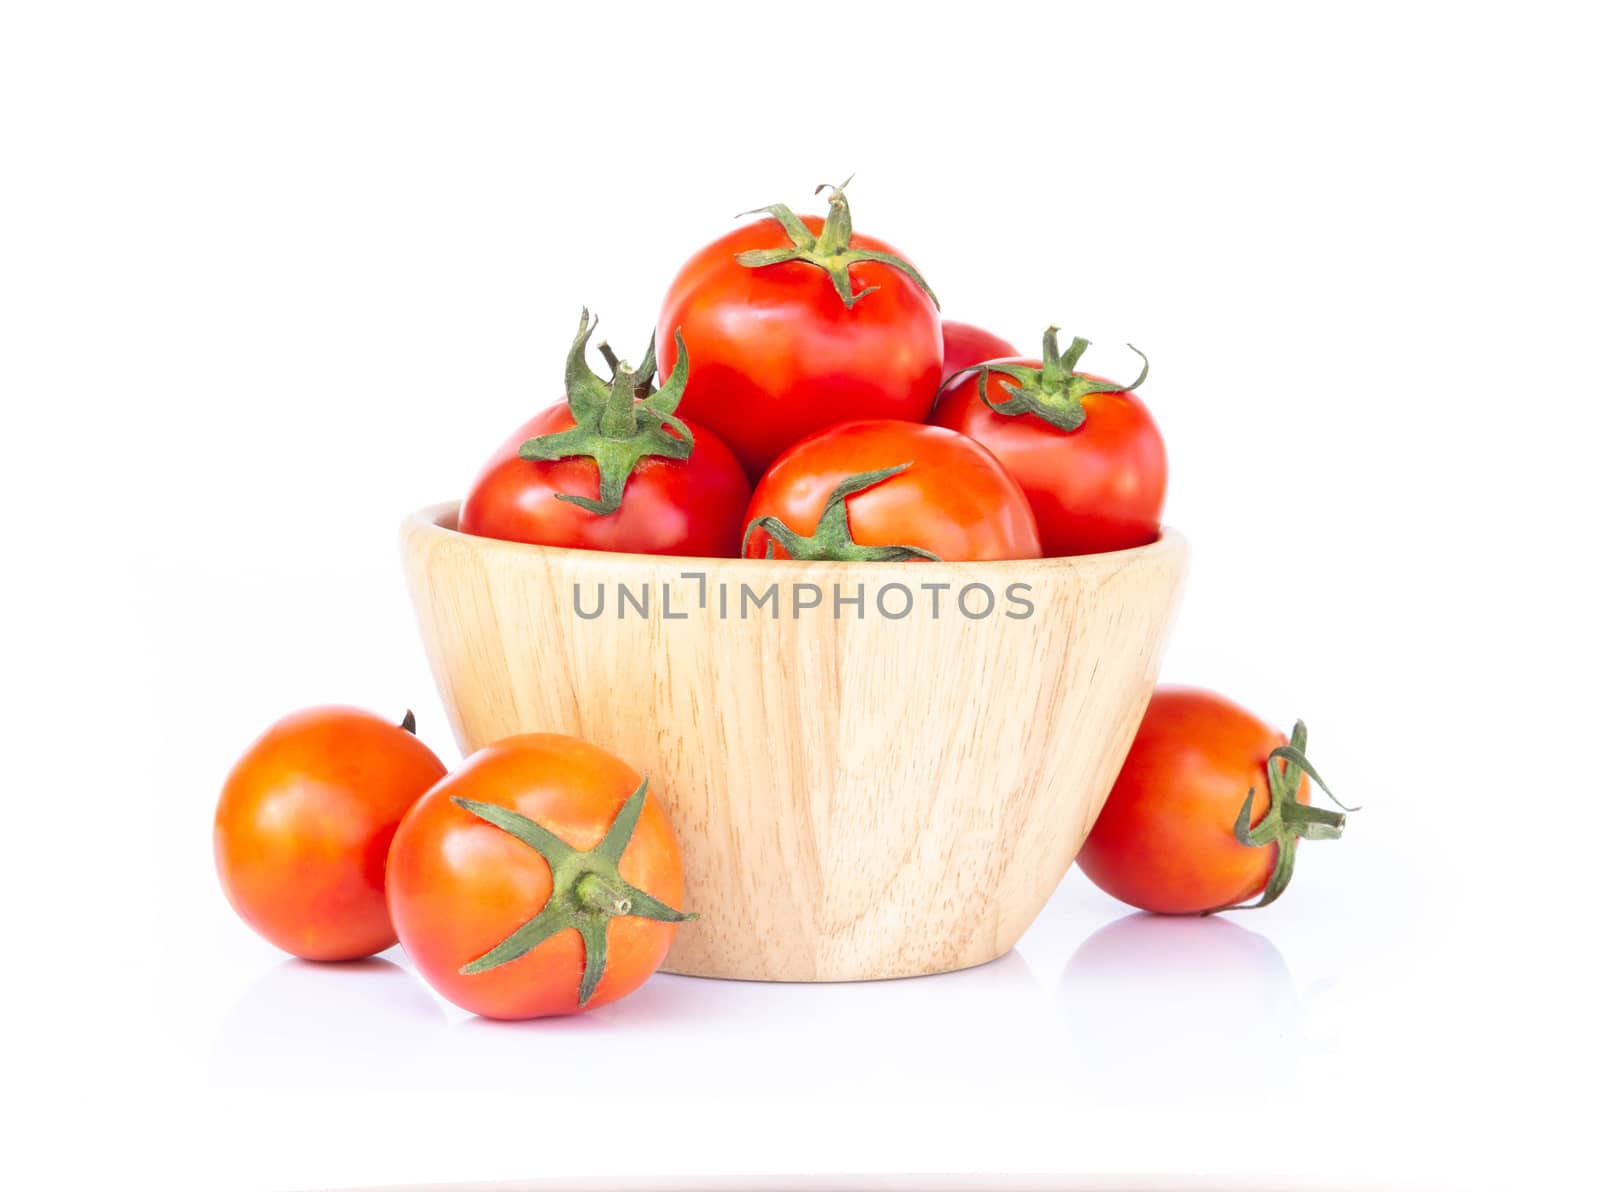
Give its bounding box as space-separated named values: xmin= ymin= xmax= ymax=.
xmin=402 ymin=500 xmax=1187 ymax=575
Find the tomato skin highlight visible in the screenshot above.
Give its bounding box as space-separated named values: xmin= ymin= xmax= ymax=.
xmin=1077 ymin=687 xmax=1310 ymax=914
xmin=214 ymin=707 xmax=448 ymax=961
xmin=658 ymin=214 xmax=942 ymax=477
xmin=458 ymin=404 xmax=751 ymax=557
xmin=385 ymin=734 xmax=686 ymax=1019
xmin=939 ymin=321 xmax=1018 ymax=385
xmin=933 ymin=362 xmax=1166 ymax=556
xmin=743 ymin=419 xmax=1041 ymax=562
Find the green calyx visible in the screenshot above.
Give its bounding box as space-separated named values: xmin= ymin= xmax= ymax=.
xmin=967 ymin=327 xmax=1149 ymax=432
xmin=451 ymin=779 xmax=696 ymax=1006
xmin=744 ymin=464 xmax=941 ymax=562
xmin=519 ymin=309 xmax=693 ymax=516
xmin=735 ymin=176 xmax=940 ymax=310
xmin=1214 ymin=721 xmax=1361 ymax=913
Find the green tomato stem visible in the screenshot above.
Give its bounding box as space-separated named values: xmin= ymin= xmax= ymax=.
xmin=1209 ymin=721 xmax=1358 ymax=913
xmin=451 ymin=779 xmax=695 ymax=1006
xmin=743 ymin=464 xmax=942 ymax=562
xmin=519 ymin=309 xmax=695 ymax=516
xmin=952 ymin=326 xmax=1149 ymax=432
xmin=734 ymin=177 xmax=940 ymax=310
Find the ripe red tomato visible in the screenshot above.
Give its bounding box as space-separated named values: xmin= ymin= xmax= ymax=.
xmin=657 ymin=180 xmax=943 ymax=476
xmin=386 ymin=734 xmax=692 ymax=1019
xmin=1077 ymin=687 xmax=1350 ymax=914
xmin=460 ymin=311 xmax=750 ymax=556
xmin=940 ymin=320 xmax=1018 ymax=386
xmin=215 ymin=707 xmax=447 ymax=961
xmin=933 ymin=328 xmax=1166 ymax=556
xmin=743 ymin=419 xmax=1041 ymax=562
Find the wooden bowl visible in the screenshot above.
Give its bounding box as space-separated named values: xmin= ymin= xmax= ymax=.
xmin=401 ymin=503 xmax=1186 ymax=982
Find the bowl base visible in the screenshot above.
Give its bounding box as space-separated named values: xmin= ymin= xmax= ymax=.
xmin=659 ymin=945 xmax=1014 ymax=984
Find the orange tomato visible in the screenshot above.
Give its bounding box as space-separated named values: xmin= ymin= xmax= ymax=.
xmin=1077 ymin=687 xmax=1348 ymax=914
xmin=214 ymin=707 xmax=447 ymax=960
xmin=385 ymin=734 xmax=690 ymax=1019
xmin=742 ymin=419 xmax=1041 ymax=562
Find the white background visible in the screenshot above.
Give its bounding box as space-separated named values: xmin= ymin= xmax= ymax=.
xmin=3 ymin=2 xmax=1595 ymax=1189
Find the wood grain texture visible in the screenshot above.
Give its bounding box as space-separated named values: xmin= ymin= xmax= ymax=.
xmin=401 ymin=503 xmax=1186 ymax=982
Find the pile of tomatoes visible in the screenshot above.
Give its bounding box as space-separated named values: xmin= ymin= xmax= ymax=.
xmin=214 ymin=179 xmax=1355 ymax=1022
xmin=459 ymin=179 xmax=1164 ymax=563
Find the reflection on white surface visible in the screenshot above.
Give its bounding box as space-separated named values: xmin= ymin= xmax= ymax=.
xmin=436 ymin=948 xmax=1050 ymax=1099
xmin=1059 ymin=912 xmax=1306 ymax=1101
xmin=164 ymin=868 xmax=1519 ymax=1189
xmin=211 ymin=953 xmax=445 ymax=1088
xmin=190 ymin=889 xmax=1493 ymax=1191
xmin=208 ymin=911 xmax=1322 ymax=1117
xmin=206 ymin=942 xmax=1052 ymax=1101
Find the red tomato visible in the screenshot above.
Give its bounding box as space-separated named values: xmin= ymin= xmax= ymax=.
xmin=215 ymin=707 xmax=447 ymax=961
xmin=657 ymin=180 xmax=942 ymax=476
xmin=743 ymin=419 xmax=1041 ymax=562
xmin=1077 ymin=687 xmax=1350 ymax=914
xmin=386 ymin=734 xmax=691 ymax=1019
xmin=933 ymin=328 xmax=1166 ymax=556
xmin=940 ymin=321 xmax=1018 ymax=386
xmin=460 ymin=311 xmax=750 ymax=557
